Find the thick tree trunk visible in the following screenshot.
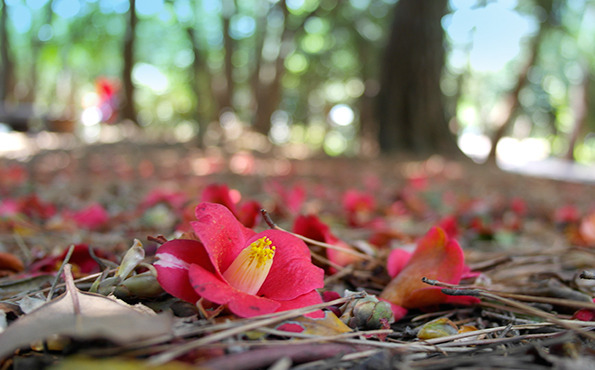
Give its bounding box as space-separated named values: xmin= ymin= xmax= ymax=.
xmin=121 ymin=0 xmax=138 ymax=125
xmin=252 ymin=0 xmax=289 ymax=134
xmin=0 ymin=0 xmax=13 ymax=103
xmin=376 ymin=0 xmax=460 ymax=157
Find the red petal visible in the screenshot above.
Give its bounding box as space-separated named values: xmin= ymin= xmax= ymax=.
xmin=200 ymin=184 xmax=238 ymax=215
xmin=189 ymin=264 xmax=280 ymax=317
xmin=70 ymin=203 xmax=109 ymax=230
xmin=191 ymin=202 xmax=256 ymax=272
xmin=386 ymin=248 xmax=411 ymax=278
xmin=274 ymin=290 xmax=323 ymax=313
xmin=381 ymin=299 xmax=408 ymax=321
xmin=256 ymin=230 xmax=325 ymax=301
xmin=293 ymin=214 xmax=360 ymax=270
xmin=0 ymin=252 xmax=24 ymax=275
xmin=237 ymin=200 xmax=261 ymax=228
xmin=380 ymin=227 xmax=465 ymax=309
xmin=154 ymin=239 xmax=212 ymax=303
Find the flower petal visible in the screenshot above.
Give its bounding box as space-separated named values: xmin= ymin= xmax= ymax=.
xmin=381 ymin=299 xmax=409 ymax=321
xmin=255 ymin=230 xmax=325 ymax=301
xmin=189 ymin=263 xmax=280 ymax=317
xmin=380 ymin=227 xmax=465 ymax=309
xmin=293 ymin=214 xmax=361 ymax=270
xmin=274 ymin=290 xmax=323 ymax=313
xmin=154 ymin=239 xmax=212 ymax=304
xmin=386 ymin=248 xmax=411 ymax=279
xmin=192 ymin=202 xmax=256 ymax=272
xmin=200 ymin=184 xmax=238 ymax=215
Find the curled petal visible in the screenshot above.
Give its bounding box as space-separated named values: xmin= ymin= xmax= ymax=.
xmin=380 ymin=227 xmax=465 ymax=309
xmin=155 ymin=239 xmax=212 ymax=303
xmin=274 ymin=290 xmax=323 ymax=313
xmin=189 ymin=264 xmax=280 ymax=317
xmin=386 ymin=249 xmax=411 ymax=279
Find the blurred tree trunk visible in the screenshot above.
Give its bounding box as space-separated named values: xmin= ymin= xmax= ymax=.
xmin=565 ymin=69 xmax=589 ymax=161
xmin=376 ymin=0 xmax=460 ymax=157
xmin=186 ymin=26 xmax=217 ymax=145
xmin=219 ymin=0 xmax=235 ymax=112
xmin=0 ymin=0 xmax=14 ymax=103
xmin=252 ymin=0 xmax=290 ymax=134
xmin=121 ymin=0 xmax=138 ymax=125
xmin=486 ymin=24 xmax=545 ymax=163
xmin=486 ymin=0 xmax=552 ymax=163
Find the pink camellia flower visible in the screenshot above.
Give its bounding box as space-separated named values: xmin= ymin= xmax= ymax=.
xmin=66 ymin=203 xmax=109 ymax=230
xmin=292 ymin=214 xmax=362 ymax=272
xmin=201 ymin=183 xmax=261 ymax=228
xmin=29 ymin=244 xmax=115 ymax=277
xmin=380 ymin=226 xmax=478 ymax=320
xmin=201 ymin=183 xmax=239 ymax=215
xmin=342 ymin=189 xmax=375 ymax=227
xmin=579 ymin=211 xmax=595 ymax=246
xmin=154 ymin=202 xmax=324 ymax=318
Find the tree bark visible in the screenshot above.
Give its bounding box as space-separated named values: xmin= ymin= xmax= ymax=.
xmin=376 ymin=0 xmax=460 ymax=157
xmin=251 ymin=0 xmax=290 ymax=134
xmin=565 ymin=69 xmax=589 ymax=161
xmin=121 ymin=0 xmax=138 ymax=125
xmin=220 ymin=0 xmax=235 ymax=112
xmin=0 ymin=0 xmax=13 ymax=103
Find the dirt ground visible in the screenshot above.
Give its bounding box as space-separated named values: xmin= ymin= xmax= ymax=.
xmin=1 ymin=137 xmax=595 ymax=369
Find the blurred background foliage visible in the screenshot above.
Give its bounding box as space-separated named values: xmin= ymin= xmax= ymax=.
xmin=0 ymin=0 xmax=594 ymax=164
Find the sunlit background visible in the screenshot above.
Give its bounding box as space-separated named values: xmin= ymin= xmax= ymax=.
xmin=1 ymin=0 xmax=594 ymax=169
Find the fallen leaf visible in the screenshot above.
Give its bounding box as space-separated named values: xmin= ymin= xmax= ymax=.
xmin=417 ymin=317 xmax=458 ymax=340
xmin=0 ymin=264 xmax=172 ymax=360
xmin=51 ymin=355 xmax=197 ymax=370
xmin=275 ymin=310 xmax=352 ymax=335
xmin=0 ymin=252 xmax=25 ymax=276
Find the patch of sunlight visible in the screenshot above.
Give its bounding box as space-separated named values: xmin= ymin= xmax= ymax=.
xmin=457 ymin=132 xmax=491 ymax=163
xmin=0 ymin=132 xmax=32 ymax=159
xmin=132 ymin=64 xmax=169 ymax=94
xmin=496 ymin=137 xmax=551 ymax=166
xmin=328 ymin=104 xmax=354 ymax=127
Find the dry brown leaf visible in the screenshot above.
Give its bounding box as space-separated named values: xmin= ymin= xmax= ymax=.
xmin=0 ymin=264 xmax=172 ymax=360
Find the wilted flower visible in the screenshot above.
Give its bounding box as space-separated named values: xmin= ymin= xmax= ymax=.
xmin=380 ymin=227 xmax=478 ymax=320
xmin=292 ymin=214 xmax=362 ymax=272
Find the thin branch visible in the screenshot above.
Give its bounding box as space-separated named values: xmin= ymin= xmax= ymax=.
xmin=261 ymin=209 xmax=374 ymax=261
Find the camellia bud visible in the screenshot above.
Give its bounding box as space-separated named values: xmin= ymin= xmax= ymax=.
xmin=339 ymin=291 xmax=394 ymax=330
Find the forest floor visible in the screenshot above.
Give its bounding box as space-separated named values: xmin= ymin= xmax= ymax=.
xmin=0 ymin=133 xmax=595 ymax=369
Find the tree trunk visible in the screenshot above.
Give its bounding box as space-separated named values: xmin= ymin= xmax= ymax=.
xmin=186 ymin=26 xmax=217 ymax=145
xmin=121 ymin=0 xmax=138 ymax=125
xmin=565 ymin=69 xmax=589 ymax=161
xmin=251 ymin=0 xmax=290 ymax=134
xmin=220 ymin=0 xmax=235 ymax=112
xmin=376 ymin=0 xmax=460 ymax=157
xmin=485 ymin=28 xmax=544 ymax=163
xmin=0 ymin=0 xmax=13 ymax=103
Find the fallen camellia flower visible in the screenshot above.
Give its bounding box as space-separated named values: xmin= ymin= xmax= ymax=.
xmin=292 ymin=214 xmax=363 ymax=273
xmin=342 ymin=189 xmax=376 ymax=227
xmin=64 ymin=203 xmax=110 ymax=230
xmin=201 ymin=183 xmax=261 ymax=228
xmin=29 ymin=244 xmax=115 ymax=277
xmin=380 ymin=226 xmax=478 ymax=320
xmin=154 ymin=202 xmax=324 ymax=318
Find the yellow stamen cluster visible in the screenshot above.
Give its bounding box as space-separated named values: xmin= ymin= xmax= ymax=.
xmin=222 ymin=237 xmax=276 ymax=295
